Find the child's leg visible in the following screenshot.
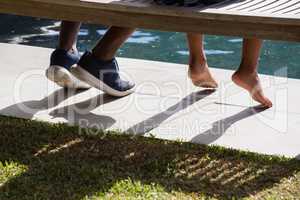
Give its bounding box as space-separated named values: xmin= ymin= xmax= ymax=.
xmin=187 ymin=33 xmax=218 ymax=88
xmin=58 ymin=21 xmax=81 ymax=52
xmin=92 ymin=26 xmax=135 ymax=61
xmin=58 ymin=23 xmax=135 ymax=61
xmin=232 ymin=38 xmax=272 ymax=107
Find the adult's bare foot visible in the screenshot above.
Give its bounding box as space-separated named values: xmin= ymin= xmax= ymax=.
xmin=232 ymin=70 xmax=273 ymax=108
xmin=188 ymin=62 xmax=218 ymax=88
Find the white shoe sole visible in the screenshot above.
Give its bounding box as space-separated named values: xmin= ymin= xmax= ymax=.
xmin=71 ymin=65 xmax=135 ymax=97
xmin=46 ymin=65 xmax=91 ymax=89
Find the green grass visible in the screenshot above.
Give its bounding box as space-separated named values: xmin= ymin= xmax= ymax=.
xmin=0 ymin=116 xmax=299 ymax=200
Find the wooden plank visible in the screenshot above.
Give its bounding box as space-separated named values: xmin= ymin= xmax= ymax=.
xmin=0 ymin=0 xmax=299 ymax=41
xmin=34 ymin=0 xmax=300 ymax=24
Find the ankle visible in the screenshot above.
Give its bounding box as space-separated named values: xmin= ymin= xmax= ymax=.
xmin=58 ymin=46 xmax=78 ymax=54
xmin=189 ymin=54 xmax=206 ymax=63
xmin=236 ymin=65 xmax=258 ymax=75
xmin=189 ymin=58 xmax=207 ymax=69
xmin=91 ymin=49 xmax=114 ymax=61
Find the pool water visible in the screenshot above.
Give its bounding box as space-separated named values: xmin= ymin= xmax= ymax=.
xmin=1 ymin=14 xmax=299 ymax=79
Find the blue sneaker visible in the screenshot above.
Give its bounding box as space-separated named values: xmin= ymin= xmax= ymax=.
xmin=71 ymin=51 xmax=135 ymax=97
xmin=46 ymin=49 xmax=90 ymax=89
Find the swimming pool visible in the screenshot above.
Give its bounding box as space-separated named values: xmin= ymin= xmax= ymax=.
xmin=1 ymin=14 xmax=299 ymax=79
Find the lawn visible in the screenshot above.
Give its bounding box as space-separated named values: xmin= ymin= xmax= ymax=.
xmin=0 ymin=115 xmax=299 ymax=200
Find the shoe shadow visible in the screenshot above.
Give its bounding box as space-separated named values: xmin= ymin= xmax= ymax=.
xmin=0 ymin=88 xmax=118 ymax=131
xmin=126 ymin=89 xmax=216 ymax=135
xmin=191 ymin=105 xmax=268 ymax=144
xmin=0 ymin=88 xmax=84 ymax=119
xmin=49 ymin=93 xmax=118 ymax=130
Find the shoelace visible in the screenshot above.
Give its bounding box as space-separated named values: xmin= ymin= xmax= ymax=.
xmin=112 ymin=59 xmax=120 ymax=72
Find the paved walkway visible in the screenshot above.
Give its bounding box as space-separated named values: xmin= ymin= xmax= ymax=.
xmin=0 ymin=43 xmax=299 ymax=159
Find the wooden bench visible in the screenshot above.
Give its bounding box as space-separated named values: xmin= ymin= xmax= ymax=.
xmin=0 ymin=0 xmax=300 ymax=41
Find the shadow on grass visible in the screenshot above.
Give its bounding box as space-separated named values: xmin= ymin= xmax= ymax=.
xmin=0 ymin=116 xmax=299 ymax=199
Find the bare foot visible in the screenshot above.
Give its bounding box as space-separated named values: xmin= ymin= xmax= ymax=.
xmin=232 ymin=70 xmax=273 ymax=108
xmin=189 ymin=62 xmax=218 ymax=88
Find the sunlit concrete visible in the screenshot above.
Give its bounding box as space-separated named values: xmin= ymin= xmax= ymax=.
xmin=0 ymin=43 xmax=299 ymax=159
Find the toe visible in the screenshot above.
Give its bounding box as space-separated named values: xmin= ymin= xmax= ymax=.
xmin=253 ymin=92 xmax=273 ymax=108
xmin=264 ymin=98 xmax=273 ymax=108
xmin=193 ymin=80 xmax=218 ymax=88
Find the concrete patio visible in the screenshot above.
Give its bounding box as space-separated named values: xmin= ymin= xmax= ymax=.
xmin=0 ymin=43 xmax=299 ymax=159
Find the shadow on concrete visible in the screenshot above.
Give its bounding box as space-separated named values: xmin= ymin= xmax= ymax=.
xmin=0 ymin=115 xmax=299 ymax=200
xmin=49 ymin=93 xmax=118 ymax=130
xmin=0 ymin=87 xmax=119 ymax=131
xmin=191 ymin=105 xmax=267 ymax=144
xmin=0 ymin=88 xmax=84 ymax=119
xmin=126 ymin=89 xmax=216 ymax=134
